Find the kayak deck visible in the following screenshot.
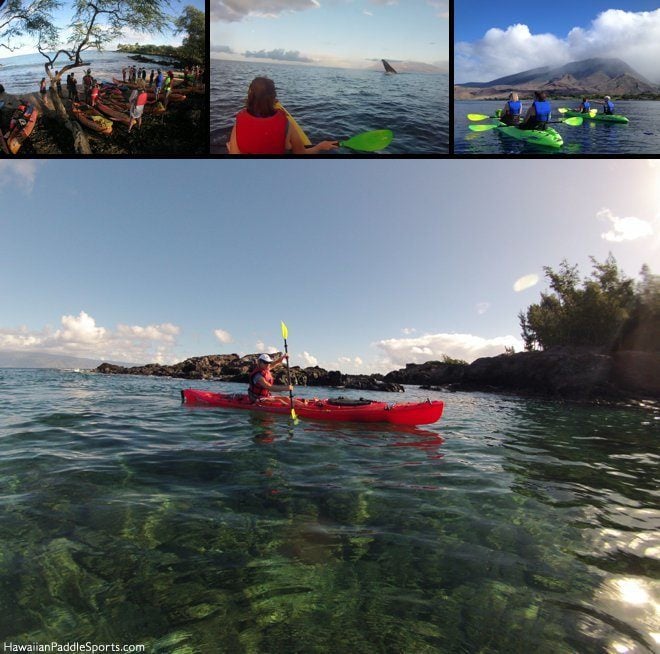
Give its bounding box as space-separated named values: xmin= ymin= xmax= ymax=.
xmin=181 ymin=389 xmax=444 ymax=426
xmin=563 ymin=110 xmax=629 ymax=124
xmin=494 ymin=120 xmax=563 ymax=149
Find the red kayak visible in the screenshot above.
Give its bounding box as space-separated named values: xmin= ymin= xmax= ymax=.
xmin=181 ymin=389 xmax=444 ymax=426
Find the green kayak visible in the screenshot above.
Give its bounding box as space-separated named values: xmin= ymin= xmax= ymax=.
xmin=493 ymin=120 xmax=563 ymax=149
xmin=563 ymin=109 xmax=629 ymax=124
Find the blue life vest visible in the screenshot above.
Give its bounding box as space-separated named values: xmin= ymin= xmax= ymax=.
xmin=604 ymin=100 xmax=614 ymax=114
xmin=533 ymin=100 xmax=551 ymax=122
xmin=582 ymin=101 xmax=590 ymax=112
xmin=507 ymin=100 xmax=521 ymax=115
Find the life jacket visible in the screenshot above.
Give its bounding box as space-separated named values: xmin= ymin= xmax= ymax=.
xmin=136 ymin=91 xmax=148 ymax=107
xmin=533 ymin=100 xmax=551 ymax=123
xmin=164 ymin=77 xmax=172 ymax=92
xmin=90 ymin=87 xmax=99 ymax=101
xmin=604 ymin=100 xmax=614 ymax=114
xmin=236 ymin=109 xmax=289 ymax=155
xmin=581 ymin=101 xmax=590 ymax=112
xmin=507 ymin=100 xmax=521 ymax=115
xmin=248 ymin=366 xmax=273 ymax=399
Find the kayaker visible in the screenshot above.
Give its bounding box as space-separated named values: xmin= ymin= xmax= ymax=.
xmin=520 ymin=90 xmax=551 ymax=130
xmin=228 ymin=77 xmax=338 ymax=155
xmin=577 ymin=97 xmax=591 ymax=113
xmin=248 ymin=353 xmax=293 ymax=402
xmin=602 ymin=96 xmax=615 ymax=115
xmin=500 ymin=92 xmax=522 ymax=125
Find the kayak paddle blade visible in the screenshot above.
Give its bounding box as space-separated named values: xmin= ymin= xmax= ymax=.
xmin=467 ymin=113 xmax=492 ymax=121
xmin=563 ymin=116 xmax=583 ymax=126
xmin=280 ymin=321 xmax=288 ymax=340
xmin=468 ymin=124 xmax=498 ymax=132
xmin=339 ymin=129 xmax=393 ymax=152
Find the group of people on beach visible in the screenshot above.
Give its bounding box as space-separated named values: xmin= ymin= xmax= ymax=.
xmin=40 ymin=69 xmax=101 ymax=107
xmin=499 ymin=91 xmax=618 ymax=129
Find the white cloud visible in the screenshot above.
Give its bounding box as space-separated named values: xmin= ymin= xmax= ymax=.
xmin=426 ymin=0 xmax=448 ymax=19
xmin=456 ymin=9 xmax=660 ymax=83
xmin=0 ymin=311 xmax=182 ymax=363
xmin=214 ymin=328 xmax=233 ymax=343
xmin=598 ymin=208 xmax=654 ymax=243
xmin=401 ymin=327 xmax=417 ymax=335
xmin=211 ymin=0 xmax=320 ymax=22
xmin=299 ymin=351 xmax=318 ymax=366
xmin=363 ymin=10 xmax=373 ymax=17
xmin=513 ymin=274 xmax=539 ymax=292
xmin=375 ymin=332 xmax=523 ymax=366
xmin=0 ymin=161 xmax=41 ymax=193
xmin=476 ymin=302 xmax=491 ymax=315
xmin=255 ymin=340 xmax=278 ymax=354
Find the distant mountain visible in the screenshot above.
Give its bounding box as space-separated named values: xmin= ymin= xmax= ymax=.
xmin=455 ymin=57 xmax=659 ymax=100
xmin=0 ymin=350 xmax=136 ymax=369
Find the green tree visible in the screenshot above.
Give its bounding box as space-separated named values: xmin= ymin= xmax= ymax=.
xmin=174 ymin=5 xmax=204 ymax=65
xmin=0 ymin=0 xmax=58 ymax=53
xmin=518 ymin=255 xmax=637 ymax=351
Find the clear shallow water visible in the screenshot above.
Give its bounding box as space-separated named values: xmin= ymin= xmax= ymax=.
xmin=455 ymin=100 xmax=660 ymax=154
xmin=0 ymin=368 xmax=658 ymax=652
xmin=210 ymin=59 xmax=449 ymax=154
xmin=0 ymin=51 xmax=178 ymax=95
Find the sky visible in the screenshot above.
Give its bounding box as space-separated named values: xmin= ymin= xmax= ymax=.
xmin=210 ymin=0 xmax=449 ymax=71
xmin=0 ymin=0 xmax=205 ymax=58
xmin=454 ymin=3 xmax=660 ymax=83
xmin=0 ymin=160 xmax=658 ymax=374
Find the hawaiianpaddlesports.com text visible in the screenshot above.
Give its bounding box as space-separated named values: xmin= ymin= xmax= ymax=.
xmin=3 ymin=644 xmax=145 ymax=653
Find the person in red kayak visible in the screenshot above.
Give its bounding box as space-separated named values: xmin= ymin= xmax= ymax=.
xmin=248 ymin=353 xmax=293 ymax=402
xmin=228 ymin=77 xmax=338 ymax=155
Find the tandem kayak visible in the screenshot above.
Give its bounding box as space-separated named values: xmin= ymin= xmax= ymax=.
xmin=181 ymin=389 xmax=444 ymax=426
xmin=562 ymin=109 xmax=629 ymax=124
xmin=494 ymin=120 xmax=563 ymax=149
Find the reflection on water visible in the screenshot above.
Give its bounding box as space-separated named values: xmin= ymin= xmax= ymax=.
xmin=0 ymin=370 xmax=657 ymax=652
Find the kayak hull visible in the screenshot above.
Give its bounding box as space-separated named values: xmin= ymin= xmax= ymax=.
xmin=563 ymin=110 xmax=629 ymax=124
xmin=181 ymin=389 xmax=444 ymax=426
xmin=495 ymin=120 xmax=563 ymax=149
xmin=6 ymin=105 xmax=39 ymax=154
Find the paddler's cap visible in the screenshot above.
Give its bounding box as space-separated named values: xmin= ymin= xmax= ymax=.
xmin=258 ymin=354 xmax=273 ymax=363
xmin=604 ymin=95 xmax=610 ymax=100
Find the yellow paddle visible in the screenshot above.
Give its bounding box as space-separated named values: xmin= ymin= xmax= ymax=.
xmin=280 ymin=321 xmax=298 ymax=423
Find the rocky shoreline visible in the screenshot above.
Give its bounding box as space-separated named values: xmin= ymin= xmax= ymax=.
xmin=95 ymin=347 xmax=659 ymax=402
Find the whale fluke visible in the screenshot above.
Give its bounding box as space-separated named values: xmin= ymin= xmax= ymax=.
xmin=382 ymin=59 xmax=397 ymax=74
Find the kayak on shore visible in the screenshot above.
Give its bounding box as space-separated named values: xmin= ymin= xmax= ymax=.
xmin=181 ymin=389 xmax=444 ymax=426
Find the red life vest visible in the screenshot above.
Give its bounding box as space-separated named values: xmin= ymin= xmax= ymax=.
xmin=136 ymin=91 xmax=148 ymax=107
xmin=235 ymin=109 xmax=288 ymax=154
xmin=248 ymin=366 xmax=273 ymax=398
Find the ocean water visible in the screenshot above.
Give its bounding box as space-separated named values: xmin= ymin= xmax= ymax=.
xmin=454 ymin=100 xmax=660 ymax=155
xmin=210 ymin=59 xmax=449 ymax=154
xmin=0 ymin=51 xmax=178 ymax=95
xmin=1 ymin=368 xmax=658 ymax=652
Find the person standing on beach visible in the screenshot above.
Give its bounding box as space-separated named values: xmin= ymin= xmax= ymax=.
xmin=39 ymin=77 xmax=47 ymax=98
xmin=163 ymin=73 xmax=172 ymax=107
xmin=55 ymin=71 xmax=62 ymax=97
xmin=90 ymin=83 xmax=100 ymax=107
xmin=122 ymin=67 xmax=127 ymax=82
xmin=141 ymin=68 xmax=146 ymax=82
xmin=128 ymin=87 xmax=148 ymax=133
xmin=154 ymin=70 xmax=163 ymax=100
xmin=83 ymin=69 xmax=93 ymax=102
xmin=149 ymin=70 xmax=155 ymax=86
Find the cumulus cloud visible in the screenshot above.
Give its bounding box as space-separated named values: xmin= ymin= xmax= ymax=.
xmin=255 ymin=340 xmax=278 ymax=354
xmin=401 ymin=327 xmax=417 ymax=335
xmin=426 ymin=1 xmax=448 ymax=19
xmin=0 ymin=311 xmax=181 ymax=364
xmin=214 ymin=328 xmax=233 ymax=344
xmin=211 ymin=0 xmax=319 ymax=23
xmin=375 ymin=332 xmax=523 ymax=366
xmin=363 ymin=10 xmax=373 ymax=17
xmin=299 ymin=351 xmax=318 ymax=366
xmin=244 ymin=48 xmax=313 ymax=63
xmin=0 ymin=161 xmax=41 ymax=193
xmin=513 ymin=274 xmax=539 ymax=292
xmin=598 ymin=208 xmax=654 ymax=243
xmin=456 ymin=9 xmax=660 ymax=83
